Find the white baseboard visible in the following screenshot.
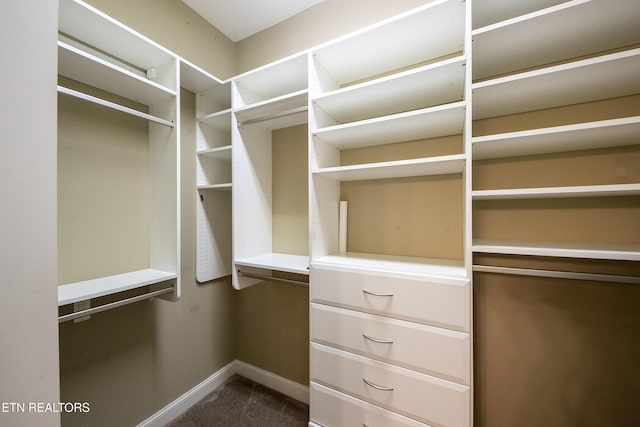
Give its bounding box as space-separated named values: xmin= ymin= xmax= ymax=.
xmin=137 ymin=359 xmax=309 ymax=427
xmin=234 ymin=360 xmax=310 ymax=405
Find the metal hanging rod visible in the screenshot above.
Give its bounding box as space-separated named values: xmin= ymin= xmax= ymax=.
xmin=58 ymin=86 xmax=175 ymax=128
xmin=238 ymin=270 xmax=309 ymax=288
xmin=58 ymin=287 xmax=175 ymax=323
xmin=473 ymin=264 xmax=640 ymax=285
xmin=237 ymin=106 xmax=308 ymax=126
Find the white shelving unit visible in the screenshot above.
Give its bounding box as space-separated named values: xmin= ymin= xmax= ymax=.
xmin=232 ymin=52 xmax=310 ymax=289
xmin=57 ymin=0 xmax=181 ymax=319
xmin=472 ymin=0 xmax=640 ymax=263
xmin=308 ymin=1 xmax=473 ymax=425
xmin=180 ymin=59 xmax=234 ymax=283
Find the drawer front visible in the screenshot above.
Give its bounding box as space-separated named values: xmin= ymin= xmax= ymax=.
xmin=311 ymin=343 xmax=470 ymax=427
xmin=311 ymin=382 xmax=431 ymax=427
xmin=310 ymin=264 xmax=470 ymax=331
xmin=311 ymin=303 xmax=470 ymax=385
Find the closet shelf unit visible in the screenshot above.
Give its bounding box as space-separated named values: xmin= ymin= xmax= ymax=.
xmin=181 ymin=58 xmax=234 ymax=283
xmin=57 ymin=0 xmax=181 ymax=317
xmin=309 ymin=1 xmax=472 ymax=426
xmin=232 ymin=52 xmax=310 ymax=289
xmin=471 ymin=0 xmax=640 ymax=264
xmin=309 ymin=0 xmax=469 ymax=275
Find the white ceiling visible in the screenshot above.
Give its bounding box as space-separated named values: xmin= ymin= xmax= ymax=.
xmin=182 ymin=0 xmax=325 ymax=42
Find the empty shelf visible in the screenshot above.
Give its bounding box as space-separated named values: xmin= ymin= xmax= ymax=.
xmin=235 ymin=253 xmax=310 ymax=275
xmin=472 ymin=240 xmax=640 ymax=261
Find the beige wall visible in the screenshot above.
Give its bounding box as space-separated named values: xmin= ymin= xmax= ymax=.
xmin=1 ymin=1 xmax=60 ymax=426
xmin=236 ymin=0 xmax=432 ymax=72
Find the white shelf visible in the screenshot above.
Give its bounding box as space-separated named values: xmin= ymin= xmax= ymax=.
xmin=197 ymin=145 xmax=232 ymax=161
xmin=313 ymin=154 xmax=466 ymax=182
xmin=311 ymin=0 xmax=464 ymax=86
xmin=313 ymin=102 xmax=466 ymax=150
xmin=472 ymin=0 xmax=640 ymax=79
xmin=179 ymin=58 xmax=224 ymax=94
xmin=235 ymin=89 xmax=308 ymax=128
xmin=59 ymin=0 xmax=175 ymax=73
xmin=473 ymin=116 xmax=640 ymax=160
xmin=58 ymin=269 xmax=177 ymax=306
xmin=472 ymin=48 xmax=640 ymax=120
xmin=233 ymin=53 xmax=308 ymax=107
xmin=472 ymin=240 xmax=640 ymax=261
xmin=200 ymin=109 xmax=232 ymax=131
xmin=473 ymin=184 xmax=640 ymax=200
xmin=472 ymin=0 xmax=566 ymax=29
xmin=58 ymin=41 xmax=176 ymax=106
xmin=312 ymin=55 xmax=465 ymax=124
xmin=312 ymin=252 xmax=467 ymax=281
xmin=235 ymin=253 xmax=310 ymax=275
xmin=197 ymin=183 xmax=232 ymax=191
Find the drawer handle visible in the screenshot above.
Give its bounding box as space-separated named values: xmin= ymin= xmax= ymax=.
xmin=363 ymin=333 xmax=393 ymax=344
xmin=363 ymin=378 xmax=394 ymax=391
xmin=362 ymin=289 xmax=394 ymax=297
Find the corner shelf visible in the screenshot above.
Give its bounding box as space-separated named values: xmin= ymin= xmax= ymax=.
xmin=472 ymin=184 xmax=640 ymax=200
xmin=235 ymin=253 xmax=310 ymax=276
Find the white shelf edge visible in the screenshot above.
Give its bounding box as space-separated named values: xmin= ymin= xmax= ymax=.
xmin=197 ymin=183 xmax=232 ymax=191
xmin=312 ymin=54 xmax=466 ymax=103
xmin=58 ymin=86 xmax=175 ymax=127
xmin=311 ymin=252 xmax=468 ymax=282
xmin=471 ymin=0 xmax=590 ymax=36
xmin=235 ymin=253 xmax=310 ymax=275
xmin=312 ymin=154 xmax=466 ymax=182
xmin=472 ymin=240 xmax=640 ymax=261
xmin=472 ymin=116 xmax=640 ymax=159
xmin=197 ymin=145 xmax=232 ymax=157
xmin=312 ymin=101 xmax=466 ymax=150
xmin=472 ymin=183 xmax=640 ymax=200
xmin=179 ymin=57 xmax=224 ymax=93
xmin=472 ymin=47 xmax=640 ymax=90
xmin=199 ymin=108 xmax=232 ymax=121
xmin=234 ymin=89 xmax=308 ymax=118
xmin=58 ymin=268 xmax=177 ymax=306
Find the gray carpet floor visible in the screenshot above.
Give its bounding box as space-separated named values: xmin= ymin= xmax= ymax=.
xmin=167 ymin=375 xmax=309 ymax=427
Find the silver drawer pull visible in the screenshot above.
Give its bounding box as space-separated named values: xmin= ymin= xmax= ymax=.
xmin=363 ymin=378 xmax=394 ymax=391
xmin=363 ymin=333 xmax=393 ymax=344
xmin=362 ymin=289 xmax=394 ymax=297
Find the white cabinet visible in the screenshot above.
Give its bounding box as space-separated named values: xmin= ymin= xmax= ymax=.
xmin=57 ymin=0 xmax=181 ymax=320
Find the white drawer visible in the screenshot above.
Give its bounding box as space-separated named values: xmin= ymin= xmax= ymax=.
xmin=311 ymin=382 xmax=431 ymax=427
xmin=310 ymin=264 xmax=470 ymax=331
xmin=311 ymin=303 xmax=470 ymax=385
xmin=311 ymin=343 xmax=470 ymax=427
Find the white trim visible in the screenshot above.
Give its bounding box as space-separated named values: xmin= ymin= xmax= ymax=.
xmin=234 ymin=360 xmax=310 ymax=405
xmin=137 ymin=360 xmax=310 ymax=427
xmin=136 ymin=360 xmax=236 ymax=427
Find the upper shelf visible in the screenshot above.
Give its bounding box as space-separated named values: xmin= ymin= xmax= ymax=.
xmin=312 ymin=55 xmax=465 ymax=125
xmin=311 ymin=0 xmax=464 ymax=87
xmin=472 ymin=183 xmax=640 ymax=200
xmin=472 ymin=48 xmax=640 ymax=120
xmin=473 ymin=240 xmax=640 ymax=261
xmin=58 ymin=41 xmax=176 ymax=106
xmin=473 ymin=0 xmax=640 ymax=79
xmin=233 ymin=53 xmax=308 ymax=108
xmin=473 ymin=116 xmax=640 ymax=160
xmin=472 ymin=0 xmax=566 ymax=29
xmin=59 ymin=0 xmax=175 ymax=75
xmin=312 ymin=154 xmax=466 ymax=182
xmin=313 ymin=102 xmax=466 ymax=150
xmin=235 ymin=90 xmax=308 ymax=129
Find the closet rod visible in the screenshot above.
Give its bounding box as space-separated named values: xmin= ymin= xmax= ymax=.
xmin=237 ymin=106 xmax=308 ymax=126
xmin=58 ymin=287 xmax=174 ymax=323
xmin=238 ymin=271 xmax=309 ymax=288
xmin=58 ymin=86 xmax=175 ymax=128
xmin=473 ymin=264 xmax=640 ymax=285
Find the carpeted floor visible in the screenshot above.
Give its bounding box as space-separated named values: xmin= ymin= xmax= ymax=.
xmin=167 ymin=375 xmax=309 ymax=427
